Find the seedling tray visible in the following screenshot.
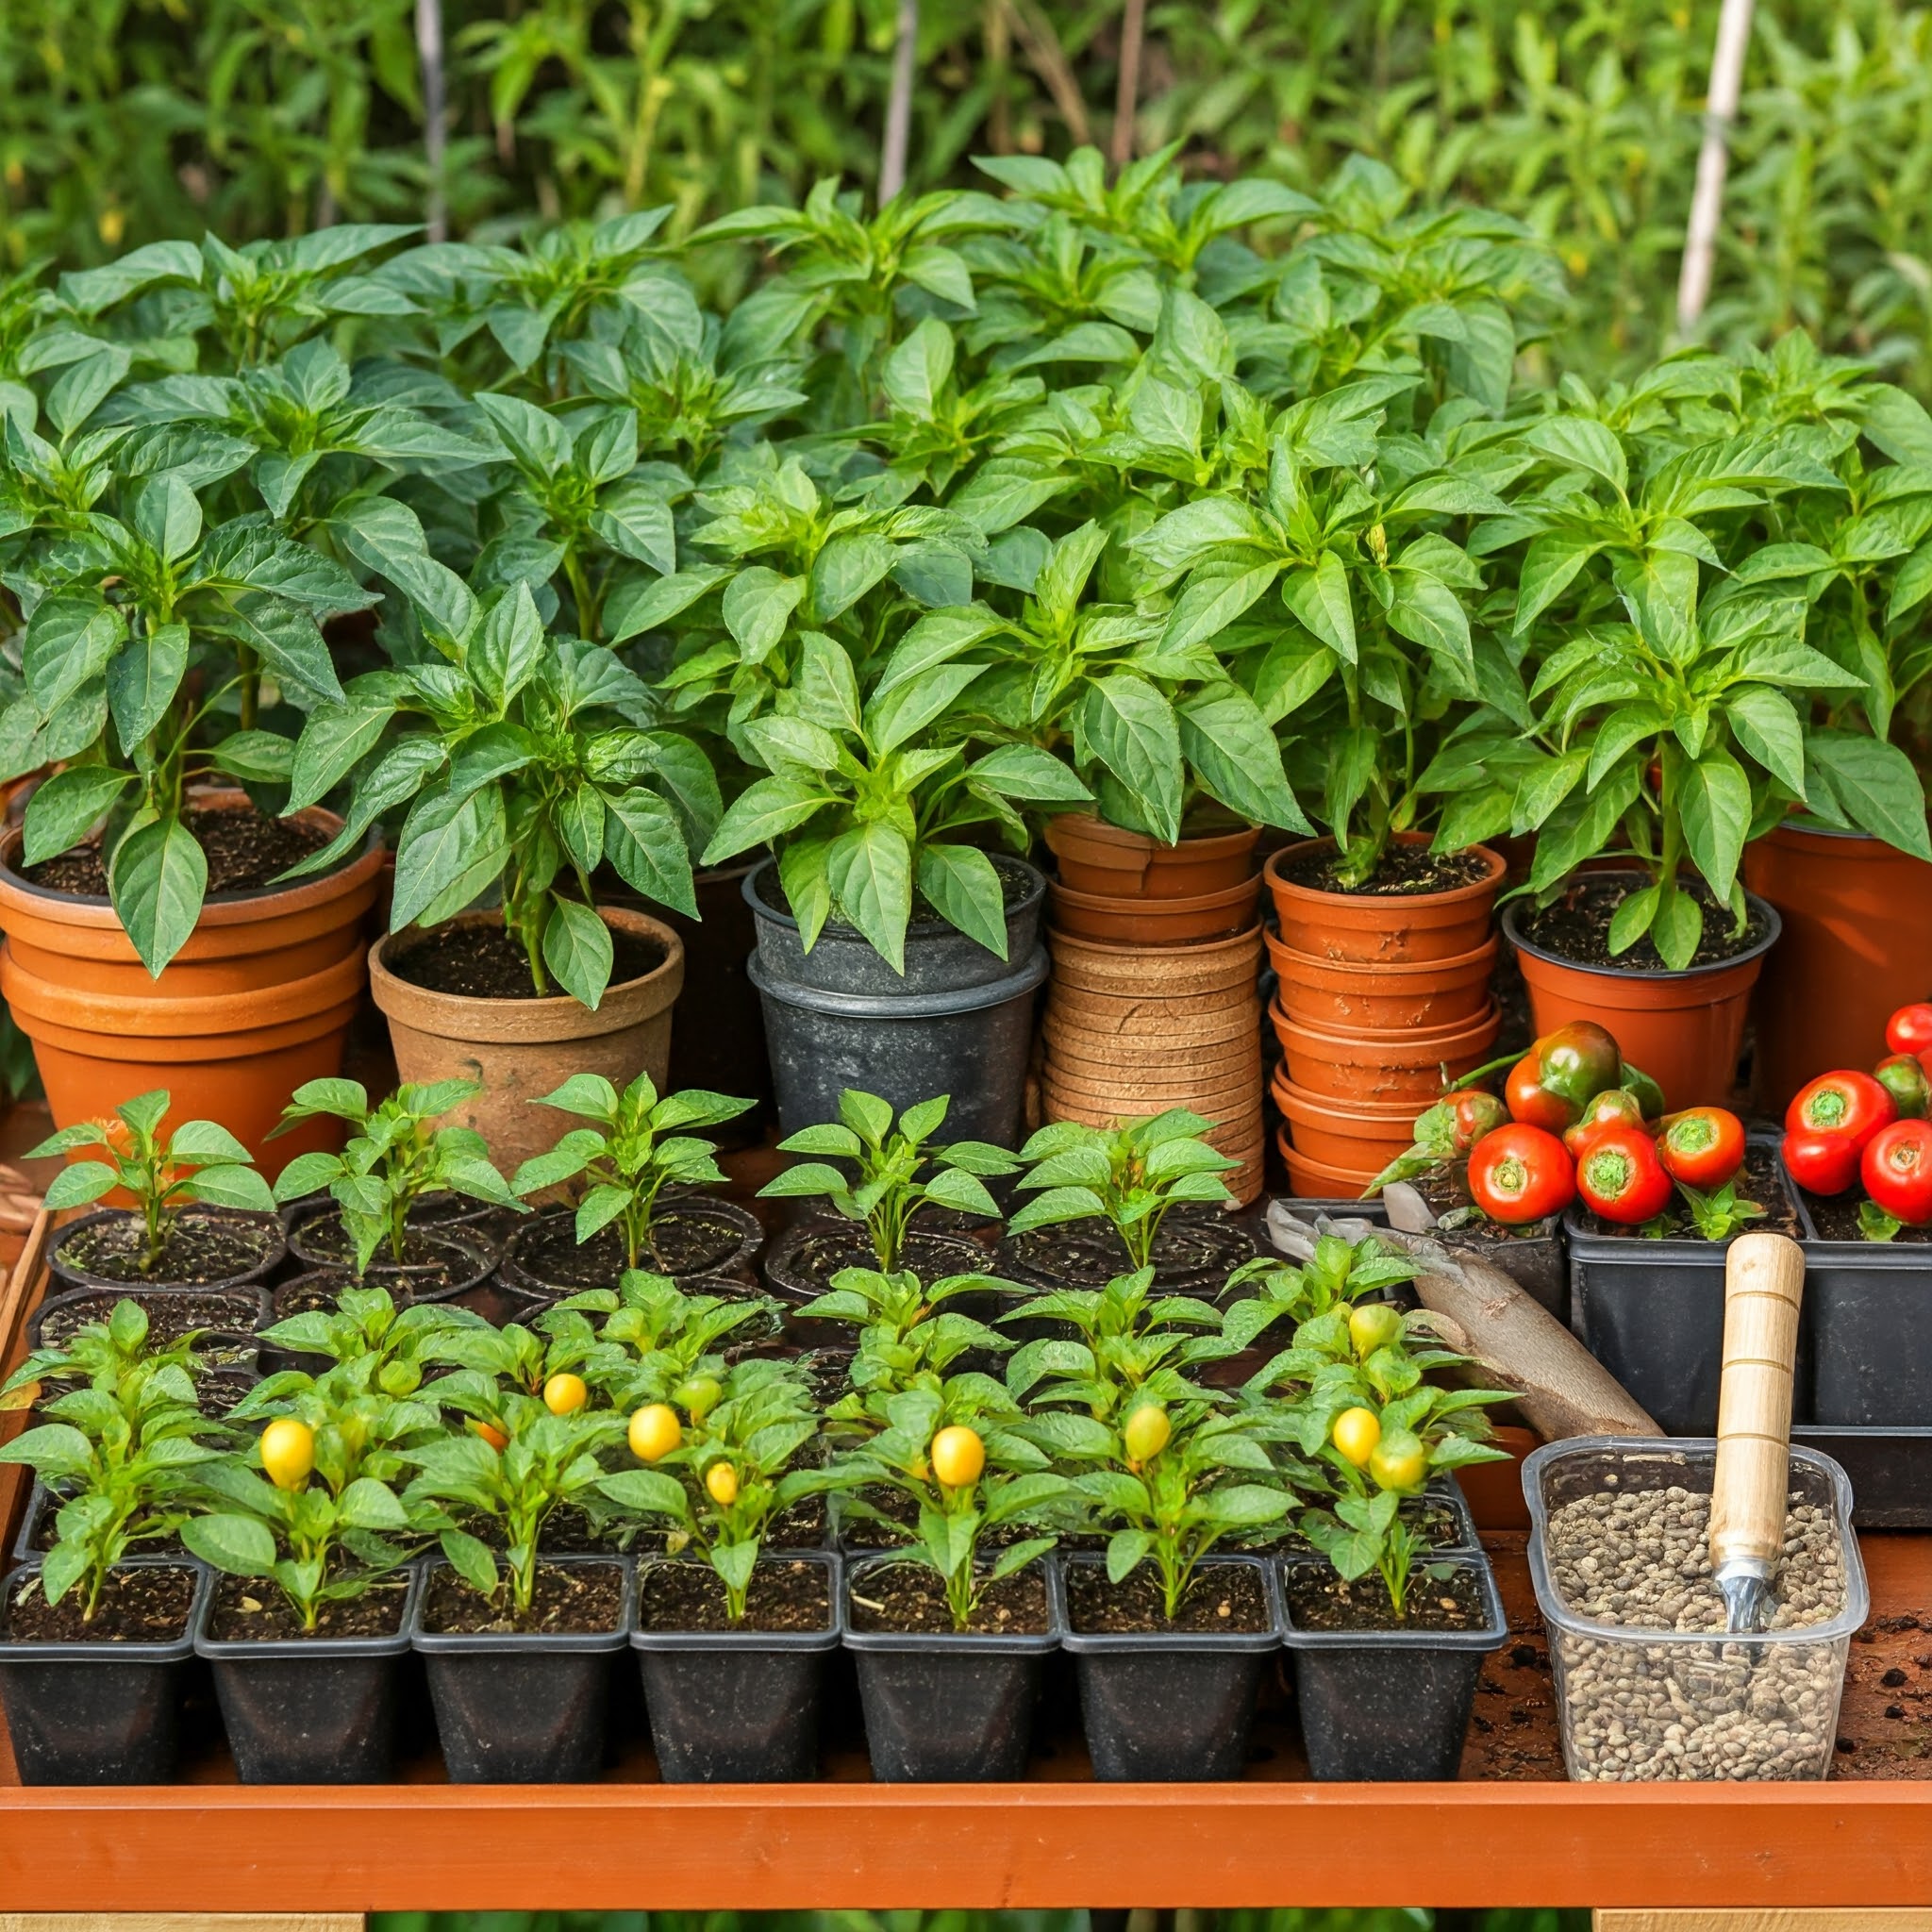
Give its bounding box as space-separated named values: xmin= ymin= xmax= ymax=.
xmin=3 ymin=1208 xmax=1931 ymax=1914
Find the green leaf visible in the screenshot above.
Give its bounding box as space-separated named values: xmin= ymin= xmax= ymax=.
xmin=915 ymin=844 xmax=1008 ymax=958
xmin=1724 ymin=686 xmax=1807 ymax=797
xmin=390 ymin=786 xmax=509 ymax=930
xmin=106 ymin=624 xmax=190 ymax=752
xmin=181 ymin=1512 xmax=278 ymax=1576
xmin=1283 ymin=553 xmax=1357 ymax=662
xmin=603 ymin=787 xmax=697 ymax=917
xmin=1677 ymin=748 xmax=1754 ymax=900
xmin=826 ymin=824 xmax=914 ymax=972
xmin=542 ymin=899 xmax=615 ymax=1008
xmin=1177 ymin=687 xmax=1308 ymax=832
xmin=42 ymin=1161 xmax=120 ymax=1211
xmin=1808 ymin=733 xmax=1931 ymax=859
xmin=1652 ymin=879 xmax=1705 ymax=971
xmin=22 ymin=767 xmax=132 ymax=867
xmin=1074 ymin=675 xmax=1183 ymax=844
xmin=1522 ymin=416 xmax=1627 ymax=494
xmin=110 ymin=816 xmax=208 ymax=977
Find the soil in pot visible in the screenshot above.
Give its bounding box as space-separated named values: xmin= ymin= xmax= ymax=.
xmin=996 ymin=1212 xmax=1255 ymax=1293
xmin=25 ymin=804 xmax=332 ymax=899
xmin=423 ymin=1560 xmax=626 ymax=1636
xmin=1801 ymin=1194 xmax=1932 ymax=1243
xmin=286 ymin=1215 xmax=493 ymax=1296
xmin=764 ymin=1223 xmax=991 ymax=1301
xmin=503 ymin=1198 xmax=758 ymax=1291
xmin=53 ymin=1208 xmax=283 ymax=1291
xmin=846 ymin=1562 xmax=1048 ymax=1635
xmin=1280 ymin=1561 xmax=1489 ymax=1633
xmin=1067 ymin=1561 xmax=1271 ymax=1635
xmin=33 ymin=1287 xmax=265 ymax=1350
xmin=1516 ymin=876 xmax=1774 ymax=973
xmin=389 ymin=919 xmax=668 ymax=1000
xmin=205 ymin=1576 xmax=408 ymax=1642
xmin=2 ymin=1563 xmax=197 ymax=1643
xmin=636 ymin=1557 xmax=830 ymax=1634
xmin=1264 ymin=837 xmax=1506 ymax=964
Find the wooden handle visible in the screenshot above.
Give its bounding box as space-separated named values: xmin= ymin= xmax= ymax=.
xmin=1709 ymin=1230 xmax=1805 ymax=1574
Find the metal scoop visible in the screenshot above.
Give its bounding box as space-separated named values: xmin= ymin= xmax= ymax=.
xmin=1708 ymin=1230 xmax=1807 ymax=1633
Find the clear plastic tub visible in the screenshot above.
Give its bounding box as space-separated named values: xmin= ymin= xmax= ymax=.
xmin=1524 ymin=1437 xmax=1867 ymax=1782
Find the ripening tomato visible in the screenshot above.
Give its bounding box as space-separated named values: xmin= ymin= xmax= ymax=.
xmin=931 ymin=1424 xmax=987 ymax=1488
xmin=1862 ymin=1119 xmax=1932 ymax=1226
xmin=1576 ymin=1126 xmax=1674 ymax=1224
xmin=1786 ymin=1070 xmax=1897 ymax=1150
xmin=1444 ymin=1090 xmax=1509 ymax=1152
xmin=1348 ymin=1303 xmax=1404 ymax=1357
xmin=1467 ymin=1124 xmax=1576 ymax=1224
xmin=1780 ymin=1128 xmax=1862 ymax=1197
xmin=1369 ymin=1429 xmax=1428 ymax=1494
xmin=1885 ymin=1003 xmax=1932 ymax=1058
xmin=1657 ymin=1107 xmax=1746 ymax=1189
xmin=1874 ymin=1054 xmax=1930 ymax=1120
xmin=1562 ymin=1089 xmax=1650 ymax=1158
xmin=1504 ymin=1022 xmax=1624 ymax=1132
xmin=467 ymin=1418 xmax=509 ymax=1453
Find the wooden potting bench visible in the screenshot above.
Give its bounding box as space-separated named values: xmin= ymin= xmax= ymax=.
xmin=1 ymin=1203 xmax=1927 ymax=1929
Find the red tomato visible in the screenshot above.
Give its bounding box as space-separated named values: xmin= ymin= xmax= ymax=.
xmin=1657 ymin=1107 xmax=1746 ymax=1189
xmin=1575 ymin=1126 xmax=1674 ymax=1224
xmin=1561 ymin=1089 xmax=1649 ymax=1158
xmin=1784 ymin=1071 xmax=1897 ymax=1150
xmin=1781 ymin=1128 xmax=1862 ymax=1197
xmin=1862 ymin=1120 xmax=1932 ymax=1226
xmin=1467 ymin=1124 xmax=1575 ymax=1225
xmin=1885 ymin=1003 xmax=1932 ymax=1058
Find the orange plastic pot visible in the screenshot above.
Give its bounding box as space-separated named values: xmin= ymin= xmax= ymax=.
xmin=0 ymin=945 xmax=364 ymax=1173
xmin=1270 ymin=1071 xmax=1418 ymax=1173
xmin=1047 ymin=924 xmax=1262 ymax=997
xmin=1263 ymin=835 xmax=1506 ymax=964
xmin=1044 ymin=815 xmax=1259 ymax=898
xmin=1743 ymin=821 xmax=1932 ymax=1111
xmin=1265 ymin=930 xmax=1496 ymax=1032
xmin=1269 ymin=1003 xmax=1500 ymax=1104
xmin=1502 ymin=885 xmax=1781 ymax=1111
xmin=1047 ymin=875 xmax=1261 ymax=944
xmin=1275 ymin=1131 xmax=1380 ymax=1199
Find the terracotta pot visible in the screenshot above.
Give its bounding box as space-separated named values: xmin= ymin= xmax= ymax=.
xmin=1043 ymin=1062 xmax=1261 ymax=1118
xmin=1044 ymin=815 xmax=1259 ymax=898
xmin=1269 ymin=1003 xmax=1500 ymax=1104
xmin=0 ymin=945 xmax=365 ymax=1174
xmin=1743 ymin=822 xmax=1932 ymax=1111
xmin=1045 ymin=1029 xmax=1259 ymax=1082
xmin=1043 ymin=1001 xmax=1257 ymax=1052
xmin=1045 ymin=1081 xmax=1264 ymax=1208
xmin=1502 ymin=883 xmax=1781 ymax=1111
xmin=1047 ymin=924 xmax=1263 ymax=996
xmin=1270 ymin=1071 xmax=1417 ymax=1173
xmin=1454 ymin=1424 xmax=1539 ymax=1534
xmin=1275 ymin=1131 xmax=1380 ymax=1198
xmin=0 ymin=793 xmax=384 ymax=998
xmin=1265 ymin=930 xmax=1497 ymax=1032
xmin=1262 ymin=835 xmax=1506 ymax=963
xmin=1048 ymin=874 xmax=1261 ymax=944
xmin=370 ymin=908 xmax=684 ymax=1176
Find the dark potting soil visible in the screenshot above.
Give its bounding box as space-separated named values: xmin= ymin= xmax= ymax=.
xmin=998 ymin=1213 xmax=1254 ymax=1291
xmin=1516 ymin=874 xmax=1771 ymax=973
xmin=512 ymin=1207 xmax=747 ymax=1289
xmin=23 ymin=805 xmax=331 ymax=899
xmin=1064 ymin=1561 xmax=1271 ymax=1636
xmin=206 ymin=1574 xmax=409 ymax=1643
xmin=1 ymin=1563 xmax=197 ymax=1643
xmin=1274 ymin=843 xmax=1491 ymax=897
xmin=1281 ymin=1559 xmax=1489 ymax=1633
xmin=841 ymin=1484 xmax=1037 ymax=1550
xmin=38 ymin=1289 xmax=261 ymax=1348
xmin=1242 ymin=1497 xmax=1464 ymax=1555
xmin=846 ymin=1560 xmax=1050 ymax=1637
xmin=1415 ymin=1165 xmax=1554 ymax=1244
xmin=1803 ymin=1192 xmax=1932 ymax=1243
xmin=59 ymin=1212 xmax=276 ymax=1287
xmin=1584 ymin=1141 xmax=1798 ymax=1241
xmin=291 ymin=1216 xmax=478 ymax=1291
xmin=635 ymin=1557 xmax=830 ymax=1635
xmin=389 ymin=919 xmax=664 ymax=999
xmin=423 ymin=1560 xmax=625 ymax=1637
xmin=198 ymin=1373 xmax=258 ymax=1417
xmin=774 ymin=1224 xmax=990 ymax=1296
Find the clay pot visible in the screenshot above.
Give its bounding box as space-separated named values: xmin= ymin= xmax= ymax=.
xmin=1743 ymin=822 xmax=1932 ymax=1111
xmin=1263 ymin=836 xmax=1506 ymax=963
xmin=1502 ymin=881 xmax=1781 ymax=1111
xmin=1048 ymin=925 xmax=1262 ymax=997
xmin=1270 ymin=1071 xmax=1418 ymax=1174
xmin=1044 ymin=816 xmax=1259 ymax=897
xmin=370 ymin=908 xmax=684 ymax=1176
xmin=1265 ymin=931 xmax=1496 ymax=1032
xmin=1047 ymin=874 xmax=1261 ymax=945
xmin=1274 ymin=1131 xmax=1379 ymax=1198
xmin=1269 ymin=1004 xmax=1500 ymax=1104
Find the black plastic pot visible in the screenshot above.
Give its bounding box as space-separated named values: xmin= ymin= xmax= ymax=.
xmin=410 ymin=1557 xmax=635 ymax=1782
xmin=761 ymin=1220 xmax=991 ymax=1307
xmin=745 ymin=856 xmax=1048 ymax=1145
xmin=1792 ymin=1424 xmax=1932 ymax=1528
xmin=631 ymin=1551 xmax=841 ymax=1782
xmin=498 ymin=1195 xmax=762 ymax=1296
xmin=843 ymin=1553 xmax=1062 ymax=1780
xmin=28 ymin=1279 xmax=269 ymax=1356
xmin=1279 ymin=1550 xmax=1507 ymax=1780
xmin=47 ymin=1206 xmax=286 ymax=1295
xmin=193 ymin=1567 xmax=422 ymax=1782
xmin=283 ymin=1209 xmax=499 ymax=1303
xmin=996 ymin=1209 xmax=1257 ymax=1296
xmin=1792 ymin=1187 xmax=1932 ymax=1426
xmin=0 ymin=1560 xmax=208 ymax=1784
xmin=1058 ymin=1554 xmax=1282 ymax=1781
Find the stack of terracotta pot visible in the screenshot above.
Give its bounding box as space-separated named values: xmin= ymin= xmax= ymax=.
xmin=1038 ymin=816 xmax=1266 ymax=1203
xmin=1262 ymin=835 xmax=1507 ymax=1196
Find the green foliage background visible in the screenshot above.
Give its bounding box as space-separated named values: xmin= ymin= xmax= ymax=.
xmin=3 ymin=1 xmax=1931 ymax=394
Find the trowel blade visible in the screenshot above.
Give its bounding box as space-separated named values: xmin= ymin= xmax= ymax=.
xmin=1717 ymin=1568 xmax=1773 ymax=1635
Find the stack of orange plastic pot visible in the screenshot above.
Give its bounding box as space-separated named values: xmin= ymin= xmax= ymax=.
xmin=1261 ymin=835 xmax=1507 ymax=1196
xmin=1038 ymin=815 xmax=1266 ymax=1203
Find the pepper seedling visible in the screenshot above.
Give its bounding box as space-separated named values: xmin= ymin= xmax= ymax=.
xmin=246 ymin=1287 xmax=491 ymax=1404
xmin=546 ymin=1270 xmax=782 ymax=1407
xmin=796 ymin=1266 xmax=1016 ymax=1398
xmin=1219 ymin=1233 xmax=1420 ymax=1354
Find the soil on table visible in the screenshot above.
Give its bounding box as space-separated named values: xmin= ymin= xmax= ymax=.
xmin=1281 ymin=1559 xmax=1490 ymax=1633
xmin=1065 ymin=1561 xmax=1272 ymax=1636
xmin=996 ymin=1211 xmax=1256 ymax=1292
xmin=290 ymin=1214 xmax=482 ymax=1291
xmin=1582 ymin=1141 xmax=1797 ymax=1241
xmin=847 ymin=1560 xmax=1050 ymax=1637
xmin=22 ymin=804 xmax=333 ymax=899
xmin=207 ymin=1574 xmax=409 ymax=1642
xmin=510 ymin=1204 xmax=750 ymax=1289
xmin=636 ymin=1557 xmax=830 ymax=1635
xmin=423 ymin=1560 xmax=625 ymax=1637
xmin=38 ymin=1288 xmax=262 ymax=1349
xmin=769 ymin=1224 xmax=991 ymax=1298
xmin=0 ymin=1563 xmax=197 ymax=1643
xmin=1516 ymin=874 xmax=1770 ymax=972
xmin=58 ymin=1211 xmax=277 ymax=1288
xmin=1802 ymin=1191 xmax=1932 ymax=1243
xmin=388 ymin=919 xmax=665 ymax=999
xmin=1274 ymin=842 xmax=1492 ymax=897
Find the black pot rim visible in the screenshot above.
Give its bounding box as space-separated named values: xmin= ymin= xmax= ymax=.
xmin=282 ymin=1211 xmax=499 ymax=1300
xmin=761 ymin=1219 xmax=992 ymax=1305
xmin=28 ymin=1278 xmax=274 ymax=1355
xmin=192 ymin=1563 xmax=420 ymax=1661
xmin=631 ymin=1549 xmax=842 ymax=1652
xmin=0 ymin=1558 xmax=208 ymax=1662
xmin=748 ymin=942 xmax=1050 ymax=1018
xmin=1277 ymin=1547 xmax=1507 ymax=1651
xmin=744 ymin=854 xmax=1046 ymax=943
xmin=1057 ymin=1551 xmax=1283 ymax=1654
xmin=47 ymin=1207 xmax=287 ymax=1296
xmin=408 ymin=1555 xmax=635 ymax=1655
xmin=841 ymin=1549 xmax=1062 ymax=1654
xmin=1501 ymin=874 xmax=1783 ymax=983
xmin=501 ymin=1194 xmax=762 ymax=1294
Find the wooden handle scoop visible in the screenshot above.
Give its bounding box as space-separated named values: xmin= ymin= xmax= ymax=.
xmin=1708 ymin=1230 xmax=1806 ymax=1633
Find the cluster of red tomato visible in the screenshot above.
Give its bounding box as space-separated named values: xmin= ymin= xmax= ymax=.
xmin=1779 ymin=1004 xmax=1932 ymax=1229
xmin=1452 ymin=1021 xmax=1748 ymax=1227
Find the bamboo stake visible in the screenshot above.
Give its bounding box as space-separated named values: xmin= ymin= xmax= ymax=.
xmin=1675 ymin=0 xmax=1757 ymax=334
xmin=417 ymin=0 xmax=448 ymax=243
xmin=879 ymin=0 xmax=921 ymax=205
xmin=1108 ymin=0 xmax=1147 ymax=175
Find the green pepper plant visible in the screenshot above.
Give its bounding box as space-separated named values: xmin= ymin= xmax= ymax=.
xmin=545 ymin=1271 xmax=781 ymax=1410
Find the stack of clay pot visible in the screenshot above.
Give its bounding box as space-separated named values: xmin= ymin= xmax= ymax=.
xmin=1038 ymin=815 xmax=1266 ymax=1203
xmin=1262 ymin=834 xmax=1507 ymax=1197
